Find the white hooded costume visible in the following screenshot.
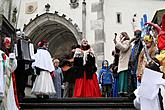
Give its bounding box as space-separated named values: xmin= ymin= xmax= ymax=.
xmin=134 ymin=68 xmax=165 ymax=110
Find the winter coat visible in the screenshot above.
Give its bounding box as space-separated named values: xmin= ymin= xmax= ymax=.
xmin=115 ymin=40 xmax=131 ymax=73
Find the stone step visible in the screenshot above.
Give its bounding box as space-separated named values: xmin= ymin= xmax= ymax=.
xmin=20 ymin=97 xmax=136 ymax=110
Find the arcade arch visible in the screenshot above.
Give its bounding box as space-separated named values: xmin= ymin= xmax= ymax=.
xmin=23 ymin=13 xmax=82 ymax=58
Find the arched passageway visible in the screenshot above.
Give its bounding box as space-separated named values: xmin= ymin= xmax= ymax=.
xmin=23 ymin=13 xmax=82 ymax=58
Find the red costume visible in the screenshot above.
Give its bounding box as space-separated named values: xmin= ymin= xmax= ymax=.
xmin=73 ymin=39 xmax=101 ymax=97
xmin=145 ymin=14 xmax=165 ymax=50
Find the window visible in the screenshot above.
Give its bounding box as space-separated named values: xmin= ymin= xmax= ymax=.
xmin=116 ymin=12 xmax=122 ymax=24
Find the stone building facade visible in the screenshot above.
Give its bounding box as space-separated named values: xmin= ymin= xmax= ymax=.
xmin=1 ymin=0 xmax=165 ymax=68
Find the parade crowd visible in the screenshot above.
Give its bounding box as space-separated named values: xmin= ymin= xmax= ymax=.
xmin=0 ymin=14 xmax=165 ymax=110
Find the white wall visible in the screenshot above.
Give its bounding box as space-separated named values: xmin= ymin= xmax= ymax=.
xmin=0 ymin=0 xmax=10 ymax=20
xmin=17 ymin=0 xmax=98 ymax=44
xmin=104 ymin=0 xmax=165 ymax=63
xmin=16 ymin=0 xmax=165 ymax=63
xmin=0 ymin=0 xmax=21 ymax=24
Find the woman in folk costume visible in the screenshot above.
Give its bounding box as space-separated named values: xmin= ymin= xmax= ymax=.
xmin=73 ymin=38 xmax=101 ymax=97
xmin=31 ymin=39 xmax=55 ymax=98
xmin=137 ymin=35 xmax=157 ymax=84
xmin=113 ymin=32 xmax=132 ymax=96
xmin=0 ymin=49 xmax=18 ymax=110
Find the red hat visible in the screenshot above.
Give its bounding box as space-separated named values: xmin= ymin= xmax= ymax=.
xmin=4 ymin=37 xmax=11 ymax=45
xmin=3 ymin=37 xmax=11 ymax=49
xmin=38 ymin=39 xmax=48 ymax=47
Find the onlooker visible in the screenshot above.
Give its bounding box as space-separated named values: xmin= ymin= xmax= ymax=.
xmin=51 ymin=59 xmax=63 ymax=98
xmin=111 ymin=48 xmax=120 ymax=97
xmin=98 ymin=60 xmax=113 ymax=97
xmin=113 ymin=32 xmax=132 ymax=96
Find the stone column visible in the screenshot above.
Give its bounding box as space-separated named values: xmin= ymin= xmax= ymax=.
xmin=0 ymin=0 xmax=5 ymax=14
xmin=82 ymin=0 xmax=86 ymax=38
xmin=91 ymin=0 xmax=104 ymax=69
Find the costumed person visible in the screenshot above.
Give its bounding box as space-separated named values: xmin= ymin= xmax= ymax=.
xmin=51 ymin=59 xmax=63 ymax=98
xmin=137 ymin=35 xmax=157 ymax=85
xmin=1 ymin=37 xmax=20 ymax=109
xmin=133 ymin=60 xmax=165 ymax=110
xmin=98 ymin=60 xmax=113 ymax=97
xmin=145 ymin=14 xmax=165 ymax=74
xmin=60 ymin=44 xmax=80 ymax=97
xmin=128 ymin=30 xmax=143 ymax=95
xmin=61 ymin=59 xmax=75 ymax=97
xmin=31 ymin=39 xmax=55 ymax=98
xmin=14 ymin=31 xmax=35 ymax=102
xmin=145 ymin=13 xmax=165 ymax=109
xmin=1 ymin=37 xmax=12 ymax=56
xmin=0 ymin=49 xmax=18 ymax=110
xmin=113 ymin=32 xmax=132 ymax=97
xmin=73 ymin=38 xmax=101 ymax=97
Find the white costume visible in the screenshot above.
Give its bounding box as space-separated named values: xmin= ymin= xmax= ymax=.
xmin=134 ymin=68 xmax=165 ymax=110
xmin=31 ymin=48 xmax=55 ymax=96
xmin=0 ymin=50 xmax=18 ymax=110
xmin=74 ymin=47 xmax=94 ymax=65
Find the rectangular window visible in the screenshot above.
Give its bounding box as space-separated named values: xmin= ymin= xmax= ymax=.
xmin=116 ymin=12 xmax=122 ymax=24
